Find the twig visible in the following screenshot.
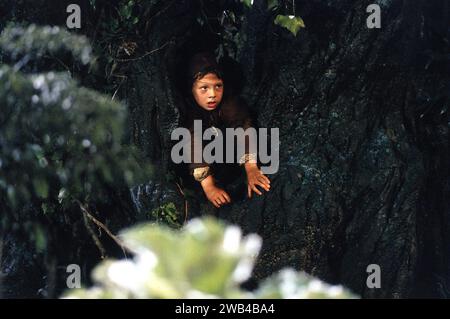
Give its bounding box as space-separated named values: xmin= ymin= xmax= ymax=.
xmin=145 ymin=0 xmax=177 ymax=31
xmin=112 ymin=76 xmax=127 ymax=101
xmin=82 ymin=210 xmax=106 ymax=259
xmin=77 ymin=201 xmax=130 ymax=258
xmin=184 ymin=201 xmax=189 ymax=224
xmin=44 ymin=54 xmax=71 ymax=73
xmin=175 ymin=182 xmax=189 ymax=224
xmin=114 ymin=41 xmax=171 ymax=62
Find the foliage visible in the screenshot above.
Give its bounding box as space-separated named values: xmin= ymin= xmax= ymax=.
xmin=148 ymin=202 xmax=183 ymax=229
xmin=215 ymin=8 xmax=245 ymax=60
xmin=77 ymin=0 xmax=305 ymax=94
xmin=241 ymin=0 xmax=254 ymax=8
xmin=0 ymin=66 xmax=147 ymax=208
xmin=274 ymin=14 xmax=305 ymax=36
xmin=214 ymin=0 xmax=305 ymax=59
xmin=62 ymin=216 xmax=356 ymax=299
xmin=0 ymin=25 xmax=151 ymax=243
xmin=95 ymin=0 xmax=140 ymax=35
xmin=266 ymin=0 xmax=305 ymax=36
xmin=0 ymin=24 xmax=94 ymax=67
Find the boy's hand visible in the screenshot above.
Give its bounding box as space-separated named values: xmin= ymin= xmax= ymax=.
xmin=200 ymin=175 xmax=231 ymax=208
xmin=245 ymin=163 xmax=271 ymax=198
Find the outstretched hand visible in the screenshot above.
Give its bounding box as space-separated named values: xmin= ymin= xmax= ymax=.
xmin=200 ymin=175 xmax=231 ymax=208
xmin=245 ymin=163 xmax=270 ymax=198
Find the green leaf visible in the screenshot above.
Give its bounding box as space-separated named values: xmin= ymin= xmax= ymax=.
xmin=62 ymin=216 xmax=358 ymax=299
xmin=229 ymin=11 xmax=236 ymax=23
xmin=34 ymin=225 xmax=47 ymax=252
xmin=242 ymin=0 xmax=253 ymax=8
xmin=267 ymin=0 xmax=278 ymax=11
xmin=6 ymin=186 xmax=17 ymax=208
xmin=33 ymin=178 xmax=49 ymax=199
xmin=274 ymin=15 xmax=305 ymax=36
xmin=149 ymin=202 xmax=182 ymax=228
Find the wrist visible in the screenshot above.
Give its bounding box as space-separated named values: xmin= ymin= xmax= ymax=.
xmin=200 ymin=175 xmax=215 ymax=189
xmin=244 ymin=162 xmax=259 ymax=172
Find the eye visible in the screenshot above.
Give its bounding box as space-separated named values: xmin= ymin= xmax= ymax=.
xmin=200 ymin=86 xmax=207 ymax=91
xmin=215 ymin=84 xmax=223 ymax=89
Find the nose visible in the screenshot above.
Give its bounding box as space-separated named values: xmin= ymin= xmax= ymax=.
xmin=208 ymin=88 xmax=216 ymax=98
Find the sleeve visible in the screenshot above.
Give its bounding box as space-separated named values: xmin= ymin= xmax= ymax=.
xmin=221 ymin=97 xmax=257 ymax=165
xmin=188 ymin=128 xmax=212 ymax=182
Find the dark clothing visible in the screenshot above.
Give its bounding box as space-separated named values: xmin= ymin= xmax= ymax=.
xmin=178 ymin=95 xmax=254 ymax=182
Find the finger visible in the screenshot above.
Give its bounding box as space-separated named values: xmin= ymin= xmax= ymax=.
xmin=247 ymin=185 xmax=252 ymax=198
xmin=257 ymin=177 xmax=270 ymax=188
xmin=252 ymin=184 xmax=263 ymax=196
xmin=222 ymin=192 xmax=231 ymax=203
xmin=219 ymin=193 xmax=227 ymax=204
xmin=262 ymin=175 xmax=271 ymax=184
xmin=212 ymin=200 xmax=219 ymax=208
xmin=216 ymin=197 xmax=223 ymax=205
xmin=257 ymin=180 xmax=270 ymax=192
xmin=256 ymin=176 xmax=270 ymax=187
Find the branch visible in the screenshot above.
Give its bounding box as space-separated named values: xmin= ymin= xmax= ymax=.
xmin=77 ymin=200 xmax=131 ymax=258
xmin=82 ymin=210 xmax=106 ymax=259
xmin=114 ymin=41 xmax=172 ymax=62
xmin=175 ymin=182 xmax=189 ymax=224
xmin=111 ymin=76 xmax=127 ymax=101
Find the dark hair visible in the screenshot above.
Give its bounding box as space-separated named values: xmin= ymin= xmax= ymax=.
xmin=186 ymin=51 xmax=224 ymax=91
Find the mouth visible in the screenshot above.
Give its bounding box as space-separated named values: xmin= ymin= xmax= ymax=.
xmin=207 ymin=101 xmax=217 ymax=108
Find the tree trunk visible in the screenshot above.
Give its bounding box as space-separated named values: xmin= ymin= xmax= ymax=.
xmin=128 ymin=0 xmax=449 ymax=298
xmin=1 ymin=0 xmax=448 ymax=298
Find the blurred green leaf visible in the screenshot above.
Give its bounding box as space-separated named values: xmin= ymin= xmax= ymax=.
xmin=0 ymin=24 xmax=94 ymax=66
xmin=33 ymin=178 xmax=49 ymax=199
xmin=267 ymin=0 xmax=278 ymax=11
xmin=242 ymin=0 xmax=253 ymax=8
xmin=0 ymin=25 xmax=152 ymax=219
xmin=34 ymin=225 xmax=47 ymax=252
xmin=274 ymin=14 xmax=305 ymax=36
xmin=62 ymin=216 xmax=356 ymax=299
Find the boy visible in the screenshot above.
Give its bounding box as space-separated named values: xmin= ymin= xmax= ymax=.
xmin=180 ymin=52 xmax=270 ymax=208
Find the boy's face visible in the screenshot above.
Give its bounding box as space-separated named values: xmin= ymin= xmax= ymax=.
xmin=191 ymin=73 xmax=224 ymax=111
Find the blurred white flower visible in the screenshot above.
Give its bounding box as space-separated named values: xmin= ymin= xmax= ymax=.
xmin=61 ymin=216 xmax=357 ymax=299
xmin=222 ymin=226 xmax=242 ymax=254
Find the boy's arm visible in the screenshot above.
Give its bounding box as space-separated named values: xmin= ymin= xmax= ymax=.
xmin=199 ymin=174 xmax=231 ymax=208
xmin=189 ymin=132 xmax=231 ymax=207
xmin=221 ymin=98 xmax=270 ymax=197
xmin=191 ymin=165 xmax=231 ymax=208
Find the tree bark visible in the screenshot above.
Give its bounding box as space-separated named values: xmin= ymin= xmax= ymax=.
xmin=127 ymin=0 xmax=450 ymax=298
xmin=1 ymin=0 xmax=448 ymax=298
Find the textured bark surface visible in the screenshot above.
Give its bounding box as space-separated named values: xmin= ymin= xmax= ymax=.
xmin=127 ymin=0 xmax=449 ymax=298
xmin=1 ymin=0 xmax=448 ymax=298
